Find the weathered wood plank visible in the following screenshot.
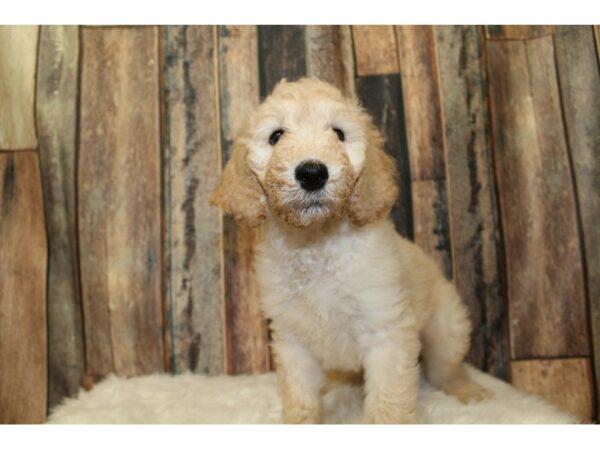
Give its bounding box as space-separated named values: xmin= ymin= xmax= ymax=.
xmin=78 ymin=26 xmax=164 ymax=377
xmin=394 ymin=26 xmax=452 ymax=279
xmin=36 ymin=25 xmax=85 ymax=411
xmin=554 ymin=25 xmax=600 ymax=420
xmin=410 ymin=180 xmax=453 ymax=279
xmin=435 ymin=26 xmax=507 ymax=378
xmin=487 ymin=39 xmax=588 ymax=359
xmin=0 ymin=152 xmax=47 ymax=423
xmin=305 ymin=25 xmax=355 ymax=97
xmin=219 ymin=25 xmax=270 ymax=374
xmin=511 ymin=358 xmax=593 ymax=422
xmin=258 ymin=25 xmax=307 ymax=98
xmin=484 ymin=25 xmax=555 ymax=40
xmin=351 ymin=26 xmax=399 ymax=76
xmin=395 ymin=25 xmax=446 ymax=181
xmin=355 ymin=74 xmax=413 ymax=240
xmin=0 ymin=26 xmax=39 ymax=150
xmin=164 ymin=26 xmax=225 ymax=375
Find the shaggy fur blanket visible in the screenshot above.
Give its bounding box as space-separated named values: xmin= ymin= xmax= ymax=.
xmin=47 ymin=366 xmax=578 ymax=424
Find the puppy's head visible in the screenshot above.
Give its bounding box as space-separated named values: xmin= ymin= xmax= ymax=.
xmin=210 ymin=78 xmax=398 ymax=228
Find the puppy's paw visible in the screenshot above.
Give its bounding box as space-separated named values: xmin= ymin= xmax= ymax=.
xmin=282 ymin=402 xmax=322 ymax=424
xmin=444 ymin=379 xmax=493 ymax=404
xmin=362 ymin=405 xmax=419 ymax=424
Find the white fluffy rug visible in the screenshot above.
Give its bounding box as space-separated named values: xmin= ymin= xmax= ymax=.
xmin=47 ymin=365 xmax=579 ymax=424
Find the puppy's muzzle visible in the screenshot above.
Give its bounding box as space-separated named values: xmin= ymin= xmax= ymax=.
xmin=295 ymin=160 xmax=329 ymax=191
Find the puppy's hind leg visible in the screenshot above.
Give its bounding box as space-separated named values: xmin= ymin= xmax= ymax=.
xmin=421 ymin=280 xmax=492 ymax=404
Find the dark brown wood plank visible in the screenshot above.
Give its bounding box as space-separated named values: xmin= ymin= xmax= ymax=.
xmin=78 ymin=26 xmax=163 ymax=377
xmin=0 ymin=26 xmax=38 ymax=150
xmin=0 ymin=152 xmax=47 ymax=423
xmin=394 ymin=25 xmax=452 ymax=279
xmin=511 ymin=358 xmax=593 ymax=422
xmin=410 ymin=179 xmax=453 ymax=279
xmin=355 ymin=74 xmax=413 ymax=240
xmin=554 ymin=25 xmax=600 ymax=420
xmin=36 ymin=25 xmax=85 ymax=411
xmin=219 ymin=25 xmax=270 ymax=374
xmin=487 ymin=39 xmax=588 ymax=359
xmin=395 ymin=25 xmax=446 ymax=181
xmin=484 ymin=25 xmax=555 ymax=40
xmin=435 ymin=26 xmax=507 ymax=377
xmin=258 ymin=25 xmax=307 ymax=98
xmin=305 ymin=25 xmax=355 ymax=97
xmin=163 ymin=26 xmax=225 ymax=375
xmin=351 ymin=26 xmax=399 ymax=76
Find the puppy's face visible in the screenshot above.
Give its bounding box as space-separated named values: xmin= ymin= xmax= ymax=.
xmin=211 ymin=78 xmax=398 ymax=229
xmin=245 ymin=80 xmax=368 ymax=227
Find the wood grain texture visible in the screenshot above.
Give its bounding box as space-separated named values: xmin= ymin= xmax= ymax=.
xmin=355 ymin=75 xmax=413 ymax=240
xmin=487 ymin=39 xmax=588 ymax=359
xmin=0 ymin=26 xmax=39 ymax=150
xmin=0 ymin=152 xmax=47 ymax=423
xmin=395 ymin=25 xmax=446 ymax=181
xmin=36 ymin=25 xmax=85 ymax=411
xmin=435 ymin=26 xmax=507 ymax=377
xmin=411 ymin=180 xmax=453 ymax=279
xmin=351 ymin=26 xmax=399 ymax=76
xmin=511 ymin=358 xmax=593 ymax=422
xmin=78 ymin=26 xmax=164 ymax=377
xmin=305 ymin=25 xmax=355 ymax=97
xmin=258 ymin=25 xmax=307 ymax=98
xmin=219 ymin=25 xmax=270 ymax=374
xmin=164 ymin=26 xmax=225 ymax=375
xmin=554 ymin=25 xmax=600 ymax=419
xmin=394 ymin=26 xmax=453 ymax=279
xmin=484 ymin=25 xmax=555 ymax=40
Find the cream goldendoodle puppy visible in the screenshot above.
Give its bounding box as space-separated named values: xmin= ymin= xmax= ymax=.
xmin=211 ymin=78 xmax=491 ymax=424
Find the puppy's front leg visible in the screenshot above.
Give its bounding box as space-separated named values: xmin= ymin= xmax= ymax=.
xmin=361 ymin=331 xmax=421 ymax=424
xmin=273 ymin=337 xmax=324 ymax=424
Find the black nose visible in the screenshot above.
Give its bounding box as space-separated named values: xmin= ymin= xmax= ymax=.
xmin=295 ymin=160 xmax=329 ymax=191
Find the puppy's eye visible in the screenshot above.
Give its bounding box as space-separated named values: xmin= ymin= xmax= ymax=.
xmin=333 ymin=128 xmax=345 ymax=142
xmin=269 ymin=129 xmax=284 ymax=145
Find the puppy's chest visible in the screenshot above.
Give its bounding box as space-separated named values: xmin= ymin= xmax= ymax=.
xmin=258 ymin=239 xmax=363 ymax=369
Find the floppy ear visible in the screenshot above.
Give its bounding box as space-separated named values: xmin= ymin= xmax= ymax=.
xmin=210 ymin=141 xmax=268 ymax=227
xmin=348 ymin=124 xmax=399 ymax=226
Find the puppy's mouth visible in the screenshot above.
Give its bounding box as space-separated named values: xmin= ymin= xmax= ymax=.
xmin=289 ymin=190 xmax=333 ymax=211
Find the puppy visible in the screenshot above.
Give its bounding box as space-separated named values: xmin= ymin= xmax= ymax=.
xmin=211 ymin=78 xmax=491 ymax=423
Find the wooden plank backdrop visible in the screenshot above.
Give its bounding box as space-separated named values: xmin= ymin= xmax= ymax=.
xmin=0 ymin=25 xmax=598 ymax=423
xmin=36 ymin=25 xmax=85 ymax=410
xmin=78 ymin=27 xmax=164 ymax=378
xmin=0 ymin=26 xmax=39 ymax=150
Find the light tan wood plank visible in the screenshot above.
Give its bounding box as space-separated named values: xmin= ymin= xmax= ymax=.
xmin=484 ymin=25 xmax=555 ymax=40
xmin=306 ymin=25 xmax=355 ymax=97
xmin=554 ymin=25 xmax=600 ymax=421
xmin=411 ymin=180 xmax=453 ymax=278
xmin=352 ymin=26 xmax=399 ymax=76
xmin=36 ymin=25 xmax=85 ymax=411
xmin=219 ymin=25 xmax=270 ymax=374
xmin=78 ymin=26 xmax=163 ymax=377
xmin=0 ymin=152 xmax=47 ymax=423
xmin=164 ymin=25 xmax=225 ymax=374
xmin=395 ymin=25 xmax=446 ymax=181
xmin=435 ymin=25 xmax=507 ymax=377
xmin=487 ymin=39 xmax=588 ymax=359
xmin=511 ymin=358 xmax=593 ymax=422
xmin=0 ymin=26 xmax=39 ymax=150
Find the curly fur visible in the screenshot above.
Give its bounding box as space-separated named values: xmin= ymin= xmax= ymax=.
xmin=211 ymin=78 xmax=491 ymax=424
